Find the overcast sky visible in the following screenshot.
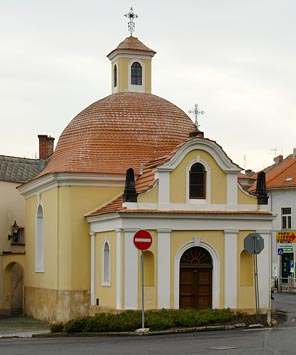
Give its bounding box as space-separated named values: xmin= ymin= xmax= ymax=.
xmin=0 ymin=0 xmax=295 ymax=172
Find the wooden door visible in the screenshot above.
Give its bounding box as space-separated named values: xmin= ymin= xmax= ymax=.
xmin=179 ymin=247 xmax=212 ymax=309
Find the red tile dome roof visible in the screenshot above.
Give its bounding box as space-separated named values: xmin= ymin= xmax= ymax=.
xmin=40 ymin=93 xmax=196 ymax=176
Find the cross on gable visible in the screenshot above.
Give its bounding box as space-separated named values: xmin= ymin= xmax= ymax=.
xmin=188 ymin=104 xmax=205 ymax=128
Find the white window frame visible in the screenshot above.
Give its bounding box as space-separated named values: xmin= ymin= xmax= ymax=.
xmin=128 ymin=59 xmax=145 ymax=93
xmin=186 ymin=157 xmax=211 ymax=204
xmin=35 ymin=203 xmax=44 ymax=272
xmin=281 ymin=207 xmax=292 ymax=230
xmin=102 ymin=238 xmax=111 ymax=286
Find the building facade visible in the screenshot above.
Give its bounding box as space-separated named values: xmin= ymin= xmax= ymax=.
xmin=18 ymin=33 xmax=274 ymax=323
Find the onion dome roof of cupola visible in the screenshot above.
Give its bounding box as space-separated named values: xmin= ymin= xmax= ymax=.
xmin=39 ymin=92 xmax=196 ymax=176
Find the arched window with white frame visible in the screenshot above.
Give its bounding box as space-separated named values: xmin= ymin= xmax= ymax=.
xmin=189 ymin=163 xmax=206 ymax=199
xmin=131 ymin=62 xmax=142 ymax=85
xmin=36 ymin=204 xmax=44 ymax=272
xmin=113 ymin=64 xmax=117 ymax=88
xmin=102 ymin=239 xmax=111 ymax=286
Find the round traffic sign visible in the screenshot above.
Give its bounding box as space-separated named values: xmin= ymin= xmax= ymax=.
xmin=133 ymin=230 xmax=152 ymax=251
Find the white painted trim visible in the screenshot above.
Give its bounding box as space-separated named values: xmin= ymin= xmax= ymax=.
xmin=112 ymin=62 xmax=118 ymax=94
xmin=35 ymin=203 xmax=44 ymax=273
xmin=174 ymin=241 xmax=220 ymax=309
xmin=256 ymin=231 xmax=271 ymax=309
xmin=227 ymin=174 xmax=238 ymax=207
xmin=18 ymin=172 xmax=126 ymax=199
xmin=158 ymin=139 xmax=242 ymax=173
xmin=89 ymin=231 xmax=96 ymax=306
xmin=128 ymin=60 xmax=145 ymax=93
xmin=102 ymin=237 xmax=111 ymax=287
xmin=224 ymin=230 xmax=238 ymax=308
xmin=116 ymin=229 xmax=122 ymax=309
xmin=158 ymin=171 xmax=170 ymax=204
xmin=157 ymin=229 xmax=171 ymax=308
xmin=124 ymin=230 xmax=138 ymax=309
xmin=108 ymin=53 xmax=155 ymax=62
xmin=186 ymin=157 xmax=211 ymax=204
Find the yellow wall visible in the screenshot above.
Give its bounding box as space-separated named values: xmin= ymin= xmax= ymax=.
xmin=95 ymin=231 xmax=117 ymax=309
xmin=237 ymin=186 xmax=257 ymax=205
xmin=137 ymin=230 xmax=157 ymax=309
xmin=25 ymin=185 xmax=122 ymax=292
xmin=113 ymin=57 xmax=152 ymax=93
xmin=170 ymin=150 xmax=227 ymax=204
xmin=237 ymin=230 xmax=256 ymax=309
xmin=138 ymin=184 xmax=158 ymax=203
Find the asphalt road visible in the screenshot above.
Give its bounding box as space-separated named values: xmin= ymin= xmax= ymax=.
xmin=0 ymin=327 xmax=295 ymax=355
xmin=0 ymin=292 xmax=295 ymax=354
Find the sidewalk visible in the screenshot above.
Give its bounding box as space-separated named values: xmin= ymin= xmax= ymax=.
xmin=0 ymin=294 xmax=294 ymax=339
xmin=0 ymin=316 xmax=50 ymax=338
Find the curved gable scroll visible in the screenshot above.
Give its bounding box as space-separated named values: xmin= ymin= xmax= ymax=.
xmin=157 ymin=138 xmax=242 ymax=174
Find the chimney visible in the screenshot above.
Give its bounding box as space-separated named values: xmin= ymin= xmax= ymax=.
xmin=273 ymin=155 xmax=283 ymax=164
xmin=293 ymin=148 xmax=296 ymax=158
xmin=38 ymin=135 xmax=55 ymax=160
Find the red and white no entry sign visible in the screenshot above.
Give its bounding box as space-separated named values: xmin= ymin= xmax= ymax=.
xmin=133 ymin=230 xmax=152 ymax=251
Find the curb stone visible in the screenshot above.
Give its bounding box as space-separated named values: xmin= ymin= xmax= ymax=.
xmin=32 ymin=322 xmax=268 ymax=338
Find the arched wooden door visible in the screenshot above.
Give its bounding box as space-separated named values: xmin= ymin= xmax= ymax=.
xmin=179 ymin=247 xmax=212 ymax=309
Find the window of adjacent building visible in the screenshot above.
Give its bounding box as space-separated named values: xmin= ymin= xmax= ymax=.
xmin=131 ymin=62 xmax=142 ymax=85
xmin=102 ymin=240 xmax=110 ymax=286
xmin=189 ymin=163 xmax=206 ymax=199
xmin=281 ymin=207 xmax=292 ymax=229
xmin=114 ymin=64 xmax=117 ymax=87
xmin=36 ymin=204 xmax=44 ymax=272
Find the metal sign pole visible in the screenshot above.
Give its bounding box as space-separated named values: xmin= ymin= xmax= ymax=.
xmin=253 ymin=237 xmax=260 ymax=319
xmin=141 ymin=250 xmax=145 ymax=329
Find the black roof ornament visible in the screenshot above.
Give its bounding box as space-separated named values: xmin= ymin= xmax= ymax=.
xmin=256 ymin=171 xmax=269 ymax=205
xmin=123 ymin=168 xmax=138 ymax=202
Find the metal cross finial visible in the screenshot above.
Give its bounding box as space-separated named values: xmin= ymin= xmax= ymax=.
xmin=124 ymin=7 xmax=138 ymax=36
xmin=188 ymin=104 xmax=205 ymax=128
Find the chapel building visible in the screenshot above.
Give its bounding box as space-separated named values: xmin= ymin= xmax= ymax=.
xmin=17 ymin=18 xmax=274 ymax=323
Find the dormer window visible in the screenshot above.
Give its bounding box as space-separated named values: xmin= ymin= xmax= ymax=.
xmin=189 ymin=163 xmax=206 ymax=199
xmin=131 ymin=62 xmax=142 ymax=85
xmin=114 ymin=64 xmax=117 ymax=88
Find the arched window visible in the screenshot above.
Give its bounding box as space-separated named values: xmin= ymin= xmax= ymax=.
xmin=131 ymin=62 xmax=142 ymax=85
xmin=189 ymin=163 xmax=206 ymax=199
xmin=113 ymin=64 xmax=117 ymax=88
xmin=102 ymin=240 xmax=110 ymax=286
xmin=36 ymin=204 xmax=44 ymax=272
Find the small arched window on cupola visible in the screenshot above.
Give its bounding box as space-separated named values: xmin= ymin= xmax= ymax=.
xmin=189 ymin=163 xmax=206 ymax=199
xmin=113 ymin=64 xmax=117 ymax=88
xmin=131 ymin=62 xmax=142 ymax=85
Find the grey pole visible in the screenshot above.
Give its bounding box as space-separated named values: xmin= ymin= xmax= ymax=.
xmin=253 ymin=237 xmax=260 ymax=319
xmin=141 ymin=250 xmax=145 ymax=329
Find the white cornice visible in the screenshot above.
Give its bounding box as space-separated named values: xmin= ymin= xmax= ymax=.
xmin=157 ymin=139 xmax=242 ymax=173
xmin=18 ymin=172 xmax=126 ymax=198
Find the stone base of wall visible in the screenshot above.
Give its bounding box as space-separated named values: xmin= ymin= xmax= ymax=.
xmin=24 ymin=286 xmax=90 ymax=323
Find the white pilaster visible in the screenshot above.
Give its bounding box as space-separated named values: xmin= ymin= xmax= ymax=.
xmin=124 ymin=230 xmax=138 ymax=309
xmin=157 ymin=229 xmax=171 ymax=308
xmin=226 ymin=173 xmax=237 ymax=207
xmin=224 ymin=229 xmax=238 ymax=308
xmin=257 ymin=231 xmax=271 ymax=309
xmin=116 ymin=229 xmax=122 ymax=309
xmin=89 ymin=231 xmax=96 ymax=306
xmin=158 ymin=170 xmax=170 ymax=205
